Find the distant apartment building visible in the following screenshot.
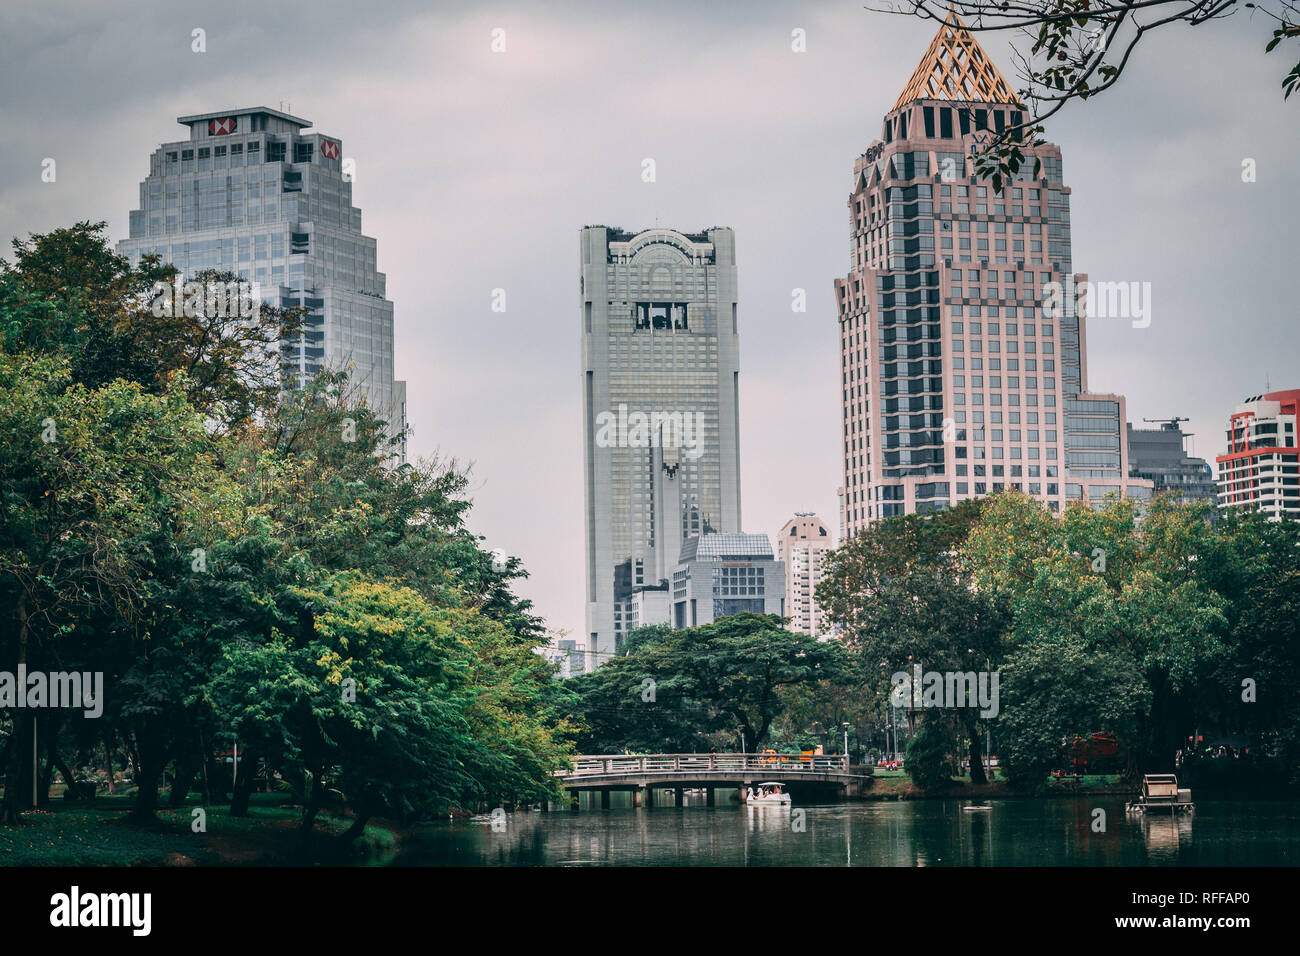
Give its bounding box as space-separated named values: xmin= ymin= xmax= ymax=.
xmin=1126 ymin=420 xmax=1216 ymax=503
xmin=580 ymin=226 xmax=743 ymax=668
xmin=776 ymin=514 xmax=832 ymax=638
xmin=117 ymin=106 xmax=406 ymax=460
xmin=1216 ymin=389 xmax=1300 ymax=520
xmin=835 ymin=13 xmax=1151 ymax=532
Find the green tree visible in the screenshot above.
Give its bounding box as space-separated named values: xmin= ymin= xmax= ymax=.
xmin=568 ymin=613 xmax=844 ymax=753
xmin=905 ymin=713 xmax=958 ymax=792
xmin=819 ymin=499 xmax=1005 ymax=782
xmin=1 ymin=221 xmax=300 ymax=428
xmin=0 ymin=354 xmax=217 ymax=823
xmin=965 ymin=492 xmax=1229 ymax=780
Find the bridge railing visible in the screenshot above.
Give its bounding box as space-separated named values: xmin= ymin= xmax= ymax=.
xmin=566 ymin=753 xmax=851 ymax=776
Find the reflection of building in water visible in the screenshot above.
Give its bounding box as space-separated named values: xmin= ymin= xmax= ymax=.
xmin=1139 ymin=813 xmax=1193 ymax=862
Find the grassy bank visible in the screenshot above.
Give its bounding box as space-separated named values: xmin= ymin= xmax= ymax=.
xmin=0 ymin=794 xmax=398 ymax=866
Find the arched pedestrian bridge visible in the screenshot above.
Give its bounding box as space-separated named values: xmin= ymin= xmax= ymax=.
xmin=559 ymin=753 xmax=874 ymax=807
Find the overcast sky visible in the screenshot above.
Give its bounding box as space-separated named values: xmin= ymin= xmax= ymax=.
xmin=2 ymin=1 xmax=1297 ymax=643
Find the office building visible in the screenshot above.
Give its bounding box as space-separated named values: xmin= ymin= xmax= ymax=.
xmin=580 ymin=226 xmax=742 ymax=667
xmin=1126 ymin=420 xmax=1216 ymax=503
xmin=835 ymin=13 xmax=1151 ymax=532
xmin=665 ymin=533 xmax=785 ymax=630
xmin=117 ymin=106 xmax=406 ymax=460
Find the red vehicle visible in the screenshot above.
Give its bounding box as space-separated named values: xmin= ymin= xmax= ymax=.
xmin=1061 ymin=733 xmax=1124 ymax=774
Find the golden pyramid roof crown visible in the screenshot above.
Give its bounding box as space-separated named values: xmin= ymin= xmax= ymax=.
xmin=892 ymin=11 xmax=1021 ymax=111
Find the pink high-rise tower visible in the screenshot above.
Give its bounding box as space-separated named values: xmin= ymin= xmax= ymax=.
xmin=837 ymin=13 xmax=1152 ymax=532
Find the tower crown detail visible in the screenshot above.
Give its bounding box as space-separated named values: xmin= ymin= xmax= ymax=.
xmin=892 ymin=11 xmax=1021 ymax=111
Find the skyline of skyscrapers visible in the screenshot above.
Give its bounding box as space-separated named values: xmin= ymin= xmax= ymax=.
xmin=98 ymin=86 xmax=1288 ymax=679
xmin=116 ymin=106 xmax=406 ymax=460
xmin=836 ymin=13 xmax=1153 ymax=532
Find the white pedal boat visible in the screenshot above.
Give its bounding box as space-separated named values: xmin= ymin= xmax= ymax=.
xmin=745 ymin=783 xmax=791 ymax=805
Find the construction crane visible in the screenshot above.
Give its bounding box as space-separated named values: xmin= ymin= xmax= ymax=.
xmin=1142 ymin=416 xmax=1199 ymax=459
xmin=1144 ymin=416 xmax=1191 ymax=433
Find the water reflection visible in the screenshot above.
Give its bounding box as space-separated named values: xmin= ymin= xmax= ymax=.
xmin=1138 ymin=812 xmax=1194 ymax=863
xmin=394 ymin=799 xmax=1298 ymax=867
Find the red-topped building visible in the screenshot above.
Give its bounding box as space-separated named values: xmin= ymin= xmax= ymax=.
xmin=1216 ymin=389 xmax=1300 ymax=520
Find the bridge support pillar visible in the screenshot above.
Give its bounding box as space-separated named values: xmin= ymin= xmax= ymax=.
xmin=674 ymin=787 xmax=684 ymax=807
xmin=600 ymin=790 xmax=611 ymax=810
xmin=706 ymin=787 xmax=715 ymax=806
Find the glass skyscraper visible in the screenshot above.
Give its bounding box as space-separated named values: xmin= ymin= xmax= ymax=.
xmin=837 ymin=14 xmax=1150 ymax=532
xmin=117 ymin=106 xmax=405 ymax=460
xmin=580 ymin=226 xmax=742 ymax=668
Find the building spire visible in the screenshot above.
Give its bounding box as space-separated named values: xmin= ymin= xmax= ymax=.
xmin=891 ymin=9 xmax=1021 ymax=111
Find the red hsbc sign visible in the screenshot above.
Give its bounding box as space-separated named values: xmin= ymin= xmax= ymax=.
xmin=320 ymin=139 xmax=340 ymax=159
xmin=208 ymin=117 xmax=237 ymax=135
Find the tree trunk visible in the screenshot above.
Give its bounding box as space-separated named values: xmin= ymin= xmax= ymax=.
xmin=48 ymin=740 xmax=79 ymax=803
xmin=229 ymin=749 xmax=259 ymax=817
xmin=1 ymin=717 xmax=34 ymax=825
xmin=197 ymin=731 xmax=212 ymax=806
xmin=968 ymin=731 xmax=987 ymax=785
xmin=128 ymin=731 xmax=167 ymax=825
xmin=341 ymin=809 xmax=371 ymax=843
xmin=129 ymin=761 xmax=161 ymax=824
xmin=300 ymin=768 xmax=323 ymax=840
xmin=963 ymin=713 xmax=988 ymax=785
xmin=3 ymin=599 xmax=32 ymax=825
xmin=102 ymin=729 xmax=117 ymax=794
xmin=169 ymin=747 xmax=199 ymax=807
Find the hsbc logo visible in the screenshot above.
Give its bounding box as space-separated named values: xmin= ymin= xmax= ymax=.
xmin=321 ymin=139 xmax=340 ymax=159
xmin=208 ymin=117 xmax=237 ymax=135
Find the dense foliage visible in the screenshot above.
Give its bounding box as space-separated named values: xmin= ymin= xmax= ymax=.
xmin=567 ymin=614 xmax=844 ymax=754
xmin=819 ymin=490 xmax=1300 ymax=792
xmin=0 ymin=223 xmax=574 ymax=833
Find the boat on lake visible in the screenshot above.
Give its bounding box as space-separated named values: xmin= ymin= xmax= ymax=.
xmin=1126 ymin=773 xmax=1194 ymax=814
xmin=745 ymin=783 xmax=791 ymax=806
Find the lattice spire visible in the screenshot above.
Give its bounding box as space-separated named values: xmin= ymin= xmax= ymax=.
xmin=892 ymin=10 xmax=1021 ymax=111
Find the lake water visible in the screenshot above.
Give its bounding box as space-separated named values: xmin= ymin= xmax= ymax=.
xmin=392 ymin=795 xmax=1300 ymax=866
